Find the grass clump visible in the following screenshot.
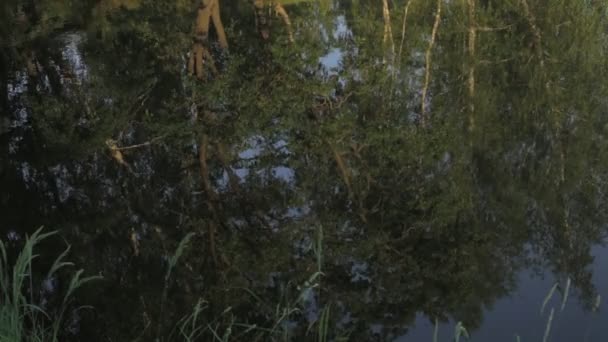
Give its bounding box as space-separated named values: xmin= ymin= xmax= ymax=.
xmin=0 ymin=227 xmax=100 ymax=342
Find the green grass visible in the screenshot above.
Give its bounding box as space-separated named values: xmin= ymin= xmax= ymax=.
xmin=210 ymin=225 xmax=339 ymax=342
xmin=0 ymin=227 xmax=100 ymax=342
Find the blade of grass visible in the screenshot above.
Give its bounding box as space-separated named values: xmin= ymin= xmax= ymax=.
xmin=0 ymin=227 xmax=97 ymax=342
xmin=166 ymin=232 xmax=196 ymax=281
xmin=560 ymin=278 xmax=571 ymax=312
xmin=542 ymin=307 xmax=555 ymax=342
xmin=541 ymin=283 xmax=558 ymax=315
xmin=318 ymin=304 xmax=331 ymax=342
xmin=592 ymin=294 xmax=601 ymax=312
xmin=454 ymin=321 xmax=469 ymax=342
xmin=157 ymin=232 xmax=196 ymax=340
xmin=46 ymin=245 xmax=74 ymax=280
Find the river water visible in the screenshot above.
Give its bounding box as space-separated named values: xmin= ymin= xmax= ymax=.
xmin=1 ymin=1 xmax=608 ymax=341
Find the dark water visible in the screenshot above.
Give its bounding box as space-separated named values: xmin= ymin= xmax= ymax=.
xmin=2 ymin=0 xmax=608 ymax=341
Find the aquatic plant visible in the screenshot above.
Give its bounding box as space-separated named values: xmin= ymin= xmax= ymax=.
xmin=0 ymin=227 xmax=100 ymax=342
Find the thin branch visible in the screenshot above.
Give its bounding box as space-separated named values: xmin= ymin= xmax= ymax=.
xmin=105 ymin=139 xmax=135 ymax=174
xmin=113 ymin=135 xmax=167 ymax=151
xmin=327 ymin=139 xmax=353 ymax=198
xmin=478 ymin=57 xmax=515 ymax=65
xmin=477 ymin=24 xmax=514 ymax=32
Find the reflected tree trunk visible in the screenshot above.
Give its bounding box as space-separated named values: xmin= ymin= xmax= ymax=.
xmin=520 ymin=1 xmax=566 ymax=185
xmin=253 ymin=0 xmax=271 ymax=40
xmin=188 ymin=0 xmax=228 ymax=80
xmin=382 ymin=0 xmax=395 ymax=64
xmin=396 ymin=0 xmax=413 ymax=69
xmin=466 ymin=0 xmax=476 ymax=136
xmin=198 ymin=135 xmax=219 ymax=266
xmin=24 ymin=51 xmax=40 ymax=77
xmin=253 ymin=0 xmax=294 ymax=42
xmin=274 ymin=2 xmax=294 ymax=42
xmin=216 ymin=142 xmax=241 ymax=193
xmin=97 ymin=0 xmax=142 ymax=12
xmin=210 ymin=0 xmax=228 ymax=48
xmin=197 ymin=134 xmax=231 ymax=270
xmin=0 ymin=51 xmax=9 ymax=139
xmin=520 ymin=0 xmax=544 ymax=69
xmin=420 ymin=0 xmax=442 ymax=127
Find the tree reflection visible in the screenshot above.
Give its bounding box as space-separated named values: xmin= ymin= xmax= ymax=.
xmin=1 ymin=0 xmax=608 ymax=340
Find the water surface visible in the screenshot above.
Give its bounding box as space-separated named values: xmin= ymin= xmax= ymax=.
xmin=1 ymin=1 xmax=608 ymax=341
